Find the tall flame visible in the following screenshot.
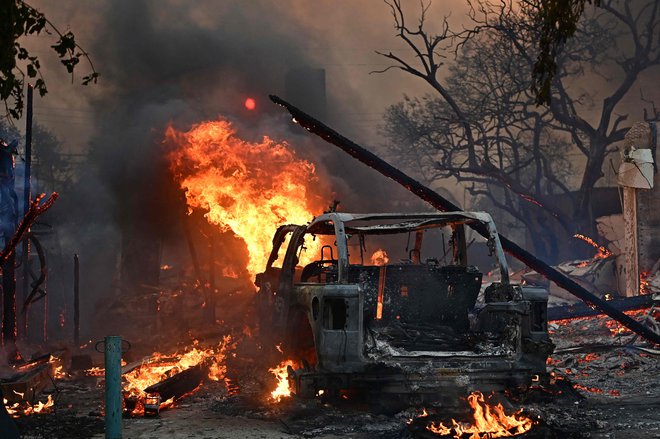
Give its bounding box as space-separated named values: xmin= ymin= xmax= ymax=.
xmin=425 ymin=391 xmax=534 ymax=438
xmin=167 ymin=119 xmax=328 ymax=277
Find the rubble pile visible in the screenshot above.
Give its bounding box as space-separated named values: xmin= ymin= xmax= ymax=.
xmin=548 ymin=309 xmax=660 ymax=401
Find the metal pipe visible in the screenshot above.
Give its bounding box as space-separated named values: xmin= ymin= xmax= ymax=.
xmin=104 ymin=336 xmax=122 ymax=439
xmin=269 ymin=94 xmax=660 ymax=345
xmin=73 ymin=254 xmax=80 ymax=347
xmin=2 ymin=253 xmax=17 ymax=355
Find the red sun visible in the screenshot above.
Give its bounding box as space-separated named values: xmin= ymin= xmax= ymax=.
xmin=244 ymin=97 xmax=256 ymax=111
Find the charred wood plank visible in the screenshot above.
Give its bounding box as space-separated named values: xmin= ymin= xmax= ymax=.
xmin=142 ymin=363 xmax=207 ymax=402
xmin=269 ymin=95 xmax=660 ymax=345
xmin=0 ymin=363 xmax=51 ymax=404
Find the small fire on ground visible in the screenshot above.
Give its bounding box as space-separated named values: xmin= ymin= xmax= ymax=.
xmin=419 ymin=391 xmax=534 ymax=439
xmin=269 ymin=359 xmax=296 ymax=402
xmin=123 ymin=336 xmax=233 ymax=415
xmin=3 ymin=395 xmax=55 ymax=418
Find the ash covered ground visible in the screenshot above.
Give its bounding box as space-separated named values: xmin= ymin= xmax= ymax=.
xmin=11 ymin=309 xmax=660 ymax=439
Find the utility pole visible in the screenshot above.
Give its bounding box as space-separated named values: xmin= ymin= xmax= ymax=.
xmin=21 ymin=84 xmax=33 ymax=338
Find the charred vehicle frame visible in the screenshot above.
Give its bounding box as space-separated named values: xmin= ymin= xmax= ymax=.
xmin=257 ymin=212 xmax=553 ymax=406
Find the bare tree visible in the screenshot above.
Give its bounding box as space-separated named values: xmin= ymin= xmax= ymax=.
xmin=378 ymin=0 xmax=659 ymax=260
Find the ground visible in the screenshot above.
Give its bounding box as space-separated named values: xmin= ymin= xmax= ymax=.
xmin=10 ymin=309 xmax=660 ymax=439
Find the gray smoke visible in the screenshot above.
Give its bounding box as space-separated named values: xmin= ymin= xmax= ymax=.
xmin=36 ymin=0 xmax=421 ymax=339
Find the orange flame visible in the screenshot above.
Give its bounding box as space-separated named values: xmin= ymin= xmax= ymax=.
xmin=167 ymin=119 xmax=329 ymax=277
xmin=371 ymin=249 xmax=389 ymax=266
xmin=84 ymin=366 xmax=105 ymax=377
xmin=425 ymin=391 xmax=534 ymax=438
xmin=123 ymin=336 xmax=233 ymax=414
xmin=573 ymin=234 xmax=612 ymax=259
xmin=269 ymin=359 xmax=296 ymax=402
xmin=4 ymin=395 xmax=55 ymax=418
xmin=53 ymin=364 xmax=67 ymax=380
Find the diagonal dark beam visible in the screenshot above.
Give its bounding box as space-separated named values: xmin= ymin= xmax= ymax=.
xmin=269 ymin=94 xmax=660 ymax=345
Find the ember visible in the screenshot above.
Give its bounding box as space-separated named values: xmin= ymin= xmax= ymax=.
xmin=640 ymin=271 xmax=651 ymax=294
xmin=572 ymin=384 xmax=604 ymax=394
xmin=167 ymin=119 xmax=329 ymax=277
xmin=424 ymin=391 xmax=534 ymax=438
xmin=84 ymin=366 xmax=105 ymax=377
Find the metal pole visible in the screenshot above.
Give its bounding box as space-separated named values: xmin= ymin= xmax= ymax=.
xmin=73 ymin=254 xmax=80 ymax=347
xmin=270 ymin=94 xmax=660 ymax=345
xmin=21 ymin=84 xmax=33 ymax=339
xmin=2 ymin=253 xmax=17 ymax=357
xmin=104 ymin=336 xmax=122 ymax=439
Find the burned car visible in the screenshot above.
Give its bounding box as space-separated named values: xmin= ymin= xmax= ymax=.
xmin=256 ymin=212 xmax=553 ymax=406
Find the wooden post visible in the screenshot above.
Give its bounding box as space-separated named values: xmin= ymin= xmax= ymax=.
xmin=622 ymin=187 xmax=639 ymax=297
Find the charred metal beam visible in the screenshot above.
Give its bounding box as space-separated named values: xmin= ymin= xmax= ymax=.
xmin=548 ymin=294 xmax=655 ymax=321
xmin=269 ymin=94 xmax=660 ymax=345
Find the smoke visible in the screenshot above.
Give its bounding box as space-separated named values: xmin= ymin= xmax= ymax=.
xmin=19 ymin=0 xmax=436 ymax=341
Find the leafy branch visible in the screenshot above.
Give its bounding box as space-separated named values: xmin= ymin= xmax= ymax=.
xmin=0 ymin=0 xmax=98 ymax=120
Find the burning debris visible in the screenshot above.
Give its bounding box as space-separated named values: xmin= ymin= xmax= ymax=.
xmin=3 ymin=395 xmax=54 ymax=418
xmin=119 ymin=337 xmax=234 ymax=416
xmin=417 ymin=391 xmax=535 ymax=439
xmin=268 ymin=359 xmax=296 ymax=403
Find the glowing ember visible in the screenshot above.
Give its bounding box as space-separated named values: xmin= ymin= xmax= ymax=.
xmin=640 ymin=271 xmax=650 ymax=294
xmin=160 ymin=396 xmax=175 ymax=410
xmin=167 ymin=119 xmax=329 ymax=277
xmin=573 ymin=234 xmax=612 ymax=259
xmin=425 ymin=391 xmax=534 ymax=438
xmin=553 ymin=308 xmax=653 ymax=337
xmin=269 ymin=359 xmax=296 ymax=402
xmin=572 ymin=384 xmax=604 ymax=394
xmin=578 ymin=353 xmax=600 ymax=363
xmin=3 ymin=395 xmax=55 ymax=418
xmin=371 ymin=249 xmax=389 ymax=266
xmin=84 ymin=366 xmax=105 ymax=377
